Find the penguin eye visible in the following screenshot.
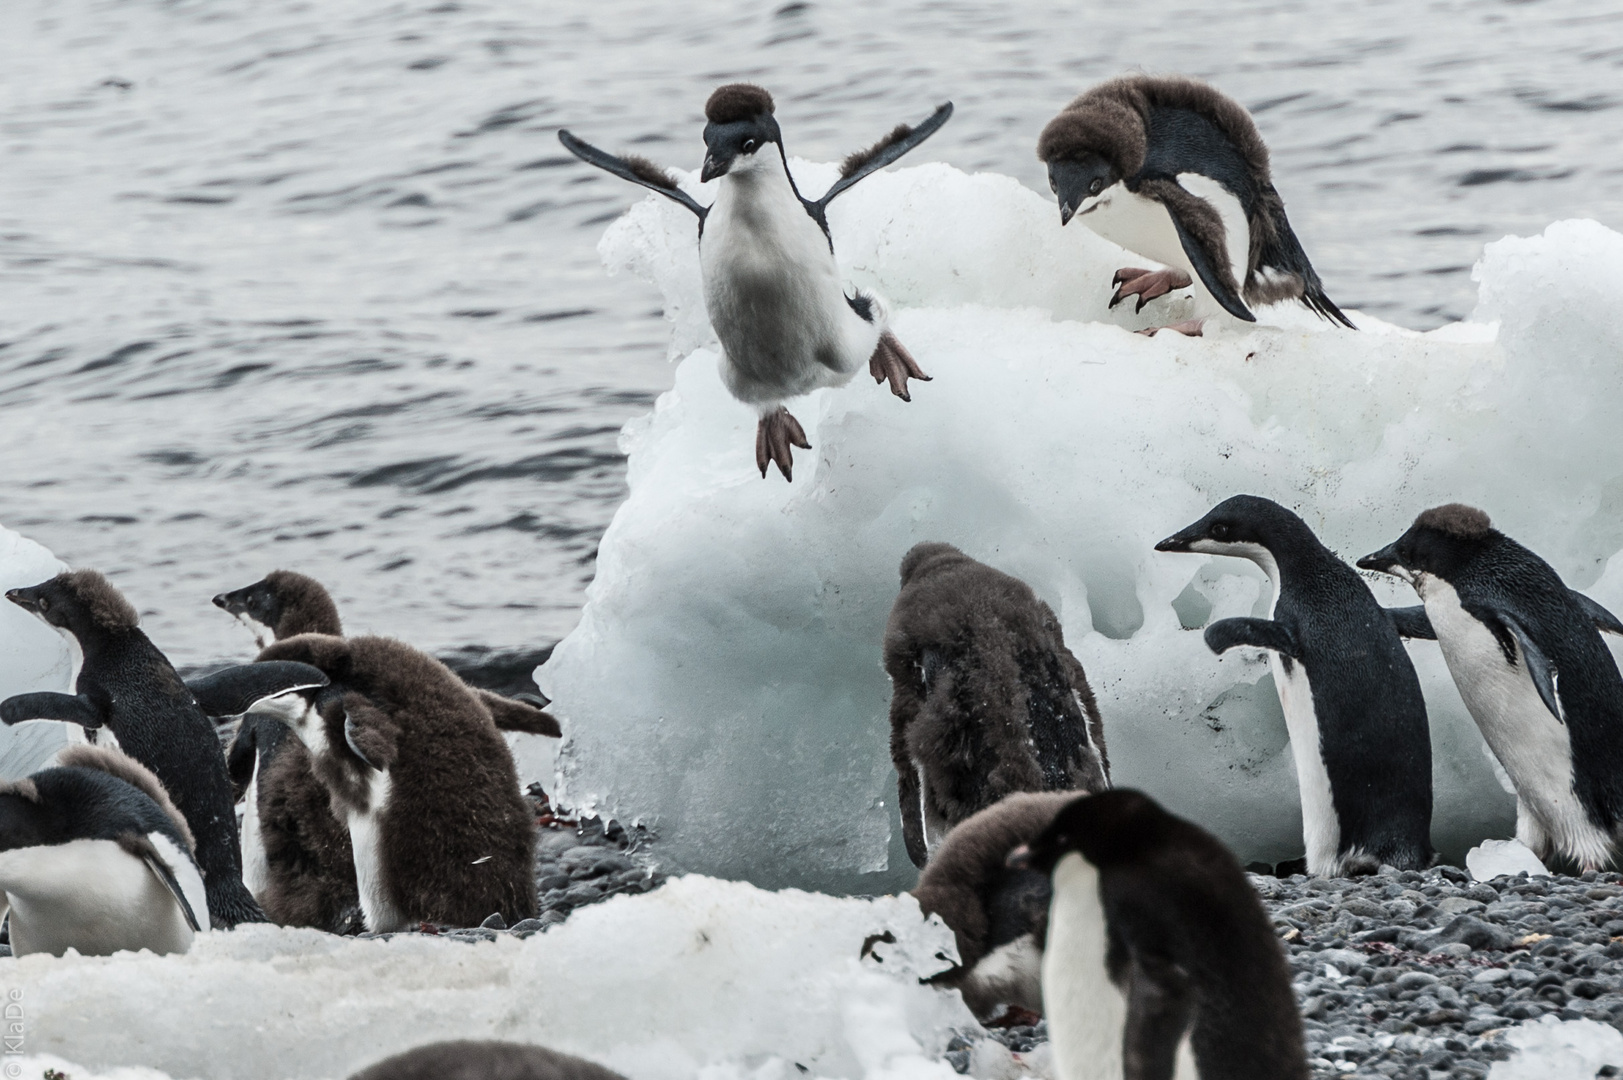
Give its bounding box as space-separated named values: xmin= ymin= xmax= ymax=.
xmin=36 ymin=597 xmax=50 ymax=613
xmin=1210 ymin=523 xmax=1231 ymax=541
xmin=1089 ymin=178 xmax=1104 ymax=196
xmin=742 ymin=138 xmax=757 ymax=154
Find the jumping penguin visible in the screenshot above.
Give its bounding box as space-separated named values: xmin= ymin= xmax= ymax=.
xmin=1359 ymin=504 xmax=1623 ymax=871
xmin=559 ymin=84 xmax=953 ymax=480
xmin=1038 ymin=75 xmax=1353 ymax=335
xmin=1009 ymin=790 xmax=1308 ymax=1080
xmin=0 ymin=571 xmax=265 ymax=927
xmin=1157 ymin=495 xmax=1435 ymax=876
xmin=0 ymin=744 xmax=207 ymax=957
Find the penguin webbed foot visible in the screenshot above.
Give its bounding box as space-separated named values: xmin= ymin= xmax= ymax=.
xmin=868 ymin=331 xmax=930 ymax=402
xmin=755 ymin=407 xmax=811 ymax=482
xmin=1136 ymin=320 xmax=1205 ymax=338
xmin=1111 ymin=267 xmax=1193 ymax=313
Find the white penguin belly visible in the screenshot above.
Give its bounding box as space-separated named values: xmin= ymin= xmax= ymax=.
xmin=241 ymin=760 xmax=270 ymax=901
xmin=1080 ymin=185 xmax=1188 ymax=273
xmin=701 ymin=161 xmax=876 ymax=405
xmin=0 ymin=838 xmax=197 ymax=957
xmin=347 ymin=769 xmax=407 ymax=932
xmin=1043 ymin=852 xmax=1128 ymax=1080
xmin=1274 ymin=652 xmax=1342 ymax=876
xmin=1422 ymin=580 xmax=1608 ymax=867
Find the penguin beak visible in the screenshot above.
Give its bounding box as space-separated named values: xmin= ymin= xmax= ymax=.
xmin=1154 ymin=526 xmax=1202 ymax=554
xmin=4 ymin=588 xmax=39 ymax=613
xmin=1006 ymin=844 xmax=1034 ymax=870
xmin=700 ymin=153 xmax=731 ymax=183
xmin=1059 ymin=201 xmax=1076 ymax=227
xmin=212 ymin=593 xmax=230 ymax=611
xmin=1356 ymin=543 xmax=1402 ymax=575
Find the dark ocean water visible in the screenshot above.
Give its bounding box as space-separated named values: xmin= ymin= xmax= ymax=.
xmin=1 ymin=0 xmax=1619 ymax=667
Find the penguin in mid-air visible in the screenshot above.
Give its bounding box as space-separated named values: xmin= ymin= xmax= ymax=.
xmin=0 ymin=571 xmax=265 ymax=927
xmin=347 ymin=1041 xmax=627 ymax=1080
xmin=1038 ymin=75 xmax=1353 ymax=336
xmin=560 ymin=84 xmax=953 ymax=480
xmin=884 ymin=543 xmax=1110 ymax=868
xmin=1359 ymin=505 xmax=1623 ymax=871
xmin=0 ymin=744 xmax=207 ymax=957
xmin=1009 ymin=790 xmax=1307 ymax=1080
xmin=192 ymin=633 xmax=538 ymax=932
xmin=912 ymin=791 xmax=1076 ymax=1023
xmin=1157 ymin=496 xmax=1435 ymax=877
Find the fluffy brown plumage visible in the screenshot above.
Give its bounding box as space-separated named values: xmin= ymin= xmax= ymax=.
xmin=57 ymin=569 xmax=139 ymax=629
xmin=840 ymin=123 xmax=913 ymax=179
xmin=885 ymin=542 xmax=1109 ymax=869
xmin=258 ymin=633 xmax=538 ymax=927
xmin=262 ymin=570 xmax=343 ymax=638
xmin=57 ymin=744 xmax=195 ymax=852
xmin=348 ymin=1041 xmax=627 ymax=1080
xmin=253 ymin=735 xmax=360 ymax=930
xmin=621 ymin=154 xmax=681 ymax=192
xmin=1415 ymin=503 xmax=1492 ymax=539
xmin=704 ymin=83 xmax=774 ymax=124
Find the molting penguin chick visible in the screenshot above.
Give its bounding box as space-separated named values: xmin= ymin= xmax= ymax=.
xmin=1359 ymin=505 xmax=1623 ymax=871
xmin=1157 ymin=496 xmax=1436 ymax=877
xmin=1009 ymin=790 xmax=1307 ymax=1080
xmin=560 ymin=85 xmax=953 ymax=480
xmin=347 ymin=1041 xmax=627 ymax=1080
xmin=195 ymin=634 xmax=538 ymax=931
xmin=0 ymin=745 xmax=207 ymax=957
xmin=0 ymin=571 xmax=265 ymax=927
xmin=885 ymin=542 xmax=1109 ymax=868
xmin=1038 ymin=75 xmax=1353 ymax=335
xmin=912 ymin=791 xmax=1076 ymax=1022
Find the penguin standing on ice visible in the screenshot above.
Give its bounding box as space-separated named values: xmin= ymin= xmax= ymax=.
xmin=1157 ymin=496 xmax=1435 ymax=876
xmin=884 ymin=542 xmax=1109 ymax=868
xmin=1359 ymin=505 xmax=1623 ymax=871
xmin=560 ymin=84 xmax=952 ymax=480
xmin=0 ymin=571 xmax=264 ymax=927
xmin=0 ymin=745 xmax=207 ymax=957
xmin=194 ymin=634 xmax=537 ymax=932
xmin=1009 ymin=790 xmax=1307 ymax=1080
xmin=1038 ymin=75 xmax=1353 ymax=335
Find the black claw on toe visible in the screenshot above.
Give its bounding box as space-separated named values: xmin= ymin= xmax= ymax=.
xmin=755 ymin=407 xmax=811 ymax=482
xmin=1111 ymin=267 xmax=1193 ymax=312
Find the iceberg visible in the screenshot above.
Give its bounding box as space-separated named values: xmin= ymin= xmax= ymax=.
xmin=541 ymin=158 xmax=1623 ymax=893
xmin=0 ymin=524 xmax=77 ymax=777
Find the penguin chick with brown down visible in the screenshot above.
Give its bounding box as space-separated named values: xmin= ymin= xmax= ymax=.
xmin=1038 ymin=75 xmax=1353 ymax=336
xmin=193 ymin=634 xmax=538 ymax=931
xmin=912 ymin=791 xmax=1077 ymax=1022
xmin=884 ymin=543 xmax=1109 ymax=869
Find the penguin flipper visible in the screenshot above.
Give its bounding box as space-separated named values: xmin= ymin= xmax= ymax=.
xmin=1386 ymin=605 xmax=1437 ymax=640
xmin=1122 ymin=952 xmax=1195 ymax=1080
xmin=1148 ymin=184 xmax=1257 ymax=323
xmin=188 ymin=662 xmax=330 ymax=719
xmin=1500 ymin=613 xmax=1565 ymax=724
xmin=1204 ymin=617 xmax=1298 ymax=659
xmin=557 ymin=131 xmax=709 ymax=221
xmin=813 ymin=102 xmax=954 ymax=210
xmin=477 ymin=688 xmax=561 ymax=737
xmin=118 ymin=833 xmax=203 ymax=934
xmin=1572 ymin=590 xmax=1623 ymax=637
xmin=341 ymin=694 xmax=399 ymax=772
xmin=0 ymin=691 xmax=104 ymax=728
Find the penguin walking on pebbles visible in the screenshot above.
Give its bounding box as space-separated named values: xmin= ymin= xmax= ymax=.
xmin=1038 ymin=75 xmax=1353 ymax=336
xmin=1009 ymin=790 xmax=1307 ymax=1080
xmin=1157 ymin=496 xmax=1435 ymax=876
xmin=193 ymin=634 xmax=537 ymax=931
xmin=560 ymin=84 xmax=952 ymax=480
xmin=884 ymin=543 xmax=1109 ymax=868
xmin=1359 ymin=505 xmax=1623 ymax=871
xmin=0 ymin=745 xmax=207 ymax=957
xmin=913 ymin=791 xmax=1077 ymax=1022
xmin=0 ymin=571 xmax=264 ymax=927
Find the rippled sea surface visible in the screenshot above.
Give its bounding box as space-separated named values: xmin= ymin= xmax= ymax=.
xmin=2 ymin=0 xmax=1620 ymax=666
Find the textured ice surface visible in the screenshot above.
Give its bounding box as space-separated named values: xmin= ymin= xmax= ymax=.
xmin=0 ymin=524 xmax=74 ymax=778
xmin=8 ymin=875 xmax=966 ymax=1080
xmin=541 ymin=158 xmax=1623 ymax=892
xmin=1488 ymin=1016 xmax=1623 ymax=1079
xmin=1466 ymin=839 xmax=1549 ymax=882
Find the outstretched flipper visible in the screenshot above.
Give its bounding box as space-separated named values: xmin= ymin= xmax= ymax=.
xmin=1573 ymin=590 xmax=1623 ymax=637
xmin=756 ymin=406 xmax=811 ymax=482
xmin=869 ymin=331 xmax=930 ymax=401
xmin=189 ymin=661 xmax=330 ymax=719
xmin=812 ymin=102 xmax=954 ymax=211
xmin=1386 ymin=605 xmax=1437 ymax=641
xmin=557 ymin=131 xmax=710 ymax=221
xmin=0 ymin=691 xmax=104 ymax=728
xmin=477 ymin=688 xmax=561 ymax=737
xmin=1204 ymin=617 xmax=1299 ymax=659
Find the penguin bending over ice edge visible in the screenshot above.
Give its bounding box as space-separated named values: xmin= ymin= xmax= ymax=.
xmin=1360 ymin=504 xmax=1623 ymax=871
xmin=1039 ymin=74 xmax=1353 ymax=335
xmin=0 ymin=744 xmax=207 ymax=957
xmin=560 ymin=84 xmax=953 ymax=480
xmin=1158 ymin=496 xmax=1436 ymax=876
xmin=1010 ymin=790 xmax=1308 ymax=1080
xmin=0 ymin=570 xmax=265 ymax=927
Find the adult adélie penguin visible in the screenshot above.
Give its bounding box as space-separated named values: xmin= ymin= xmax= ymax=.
xmin=1038 ymin=75 xmax=1353 ymax=336
xmin=559 ymin=84 xmax=952 ymax=480
xmin=1359 ymin=504 xmax=1623 ymax=872
xmin=1156 ymin=495 xmax=1436 ymax=877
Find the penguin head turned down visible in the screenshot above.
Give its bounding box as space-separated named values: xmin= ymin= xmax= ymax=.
xmin=1356 ymin=503 xmax=1494 ymax=586
xmin=1037 ymin=95 xmax=1142 ymax=226
xmin=5 ymin=570 xmax=139 ymax=638
xmin=700 ymin=83 xmax=780 ymax=182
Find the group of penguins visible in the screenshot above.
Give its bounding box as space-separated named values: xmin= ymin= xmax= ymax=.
xmin=0 ymin=74 xmax=1614 ymax=1080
